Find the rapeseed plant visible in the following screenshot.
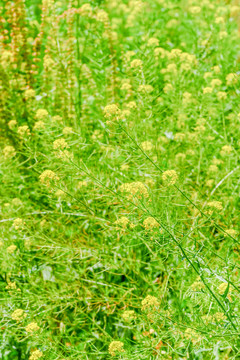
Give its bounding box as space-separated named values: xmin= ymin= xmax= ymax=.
xmin=0 ymin=0 xmax=240 ymax=359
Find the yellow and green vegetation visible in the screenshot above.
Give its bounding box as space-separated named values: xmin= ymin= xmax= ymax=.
xmin=0 ymin=0 xmax=240 ymax=359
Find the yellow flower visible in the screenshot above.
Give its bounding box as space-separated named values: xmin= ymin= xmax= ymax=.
xmin=185 ymin=328 xmax=201 ymax=344
xmin=114 ymin=216 xmax=129 ymax=229
xmin=8 ymin=120 xmax=17 ymax=130
xmin=191 ymin=279 xmax=204 ymax=291
xmin=13 ymin=218 xmax=24 ymax=230
xmin=5 ymin=281 xmax=17 ymax=290
xmin=189 ymin=6 xmax=201 ymax=14
xmin=163 ymin=83 xmax=173 ymax=93
xmin=207 ymin=201 xmax=223 ymax=211
xmin=55 ymin=189 xmax=66 ymax=198
xmin=7 ymin=244 xmax=17 ymax=254
xmin=80 ymin=3 xmax=92 ymax=16
xmin=17 ymin=125 xmax=30 ymax=138
xmin=124 ymin=50 xmax=135 ymax=62
xmin=26 ymin=322 xmax=40 ymax=333
xmin=218 ymin=282 xmax=233 ymax=295
xmin=121 ymin=82 xmax=132 ymax=91
xmin=130 ymin=59 xmax=143 ymax=68
xmin=203 ymin=87 xmax=213 ymax=94
xmin=220 ymin=145 xmax=232 ymax=156
xmin=204 ymin=72 xmax=212 ymax=79
xmin=104 ymin=104 xmax=120 ymax=118
xmin=39 ymin=170 xmax=59 ymax=187
xmin=219 ymin=31 xmax=227 ymax=40
xmin=226 ymin=73 xmax=238 ymax=86
xmin=166 ymin=19 xmax=179 ymax=28
xmin=25 ymin=89 xmax=36 ymax=99
xmin=175 ymin=133 xmax=185 ymax=142
xmin=210 ymin=79 xmax=222 ymax=87
xmin=108 ymin=341 xmax=124 ymax=356
xmin=182 ymin=91 xmax=192 ymax=105
xmin=77 ymin=181 xmax=88 ymax=189
xmin=214 ymin=312 xmax=227 ymax=322
xmin=138 ymin=84 xmax=153 ymax=94
xmin=53 ymin=138 xmax=69 ymax=150
xmin=162 ymin=170 xmax=178 ymax=185
xmin=217 ymin=91 xmax=227 ymax=101
xmin=215 ymin=16 xmax=224 ymax=24
xmin=208 ymin=164 xmax=218 ymax=173
xmin=96 ymin=9 xmax=108 ymax=22
xmin=147 ymin=37 xmax=159 ymax=47
xmin=141 ymin=295 xmax=159 ymax=310
xmin=11 ymin=309 xmax=27 ymax=322
xmin=212 ymin=65 xmax=221 ymax=74
xmin=3 ymin=146 xmax=16 ymax=159
xmin=120 ymin=181 xmax=149 ymax=199
xmin=154 ymin=47 xmax=166 ymax=58
xmin=34 ymin=121 xmax=45 ymax=131
xmin=206 ymin=179 xmax=214 ymax=187
xmin=141 ymin=141 xmax=153 ymax=151
xmin=35 ymin=109 xmax=49 ymax=120
xmin=126 ymin=101 xmax=137 ymax=109
xmin=143 ymin=217 xmax=159 ymax=230
xmin=52 ymin=115 xmax=62 ymax=122
xmin=120 ymin=164 xmax=129 ymax=171
xmin=29 ymin=350 xmax=43 ymax=360
xmin=225 ymin=229 xmax=237 ymax=238
xmin=122 ymin=310 xmax=136 ymax=321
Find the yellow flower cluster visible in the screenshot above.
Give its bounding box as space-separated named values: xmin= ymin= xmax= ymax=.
xmin=226 ymin=73 xmax=238 ymax=86
xmin=25 ymin=89 xmax=36 ymax=99
xmin=120 ymin=181 xmax=149 ymax=199
xmin=143 ymin=217 xmax=159 ymax=230
xmin=34 ymin=121 xmax=45 ymax=131
xmin=217 ymin=91 xmax=227 ymax=101
xmin=162 ymin=170 xmax=178 ymax=185
xmin=13 ymin=218 xmax=24 ymax=230
xmin=39 ymin=170 xmax=59 ymax=187
xmin=108 ymin=341 xmax=124 ymax=356
xmin=7 ymin=244 xmax=17 ymax=254
xmin=207 ymin=201 xmax=223 ymax=211
xmin=104 ymin=104 xmax=120 ymax=118
xmin=63 ymin=127 xmax=73 ymax=135
xmin=11 ymin=309 xmax=27 ymax=322
xmin=35 ymin=109 xmax=49 ymax=120
xmin=141 ymin=295 xmax=159 ymax=310
xmin=96 ymin=9 xmax=109 ymax=23
xmin=185 ymin=328 xmax=201 ymax=344
xmin=17 ymin=125 xmax=31 ymax=138
xmin=147 ymin=37 xmax=159 ymax=47
xmin=214 ymin=312 xmax=227 ymax=322
xmin=114 ymin=216 xmax=129 ymax=229
xmin=130 ymin=59 xmax=143 ymax=69
xmin=29 ymin=350 xmax=43 ymax=360
xmin=6 ymin=281 xmax=17 ymax=290
xmin=220 ymin=145 xmax=232 ymax=156
xmin=53 ymin=138 xmax=69 ymax=150
xmin=191 ymin=278 xmax=204 ymax=291
xmin=3 ymin=146 xmax=16 ymax=159
xmin=218 ymin=282 xmax=233 ymax=295
xmin=122 ymin=310 xmax=136 ymax=322
xmin=141 ymin=141 xmax=153 ymax=151
xmin=8 ymin=120 xmax=17 ymax=130
xmin=225 ymin=229 xmax=237 ymax=238
xmin=26 ymin=322 xmax=40 ymax=333
xmin=138 ymin=84 xmax=153 ymax=94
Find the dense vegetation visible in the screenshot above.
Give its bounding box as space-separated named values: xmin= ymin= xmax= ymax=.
xmin=0 ymin=0 xmax=240 ymax=359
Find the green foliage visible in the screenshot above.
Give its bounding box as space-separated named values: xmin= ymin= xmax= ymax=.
xmin=0 ymin=0 xmax=240 ymax=359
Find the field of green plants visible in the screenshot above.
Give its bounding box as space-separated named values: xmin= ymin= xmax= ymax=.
xmin=0 ymin=0 xmax=240 ymax=359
